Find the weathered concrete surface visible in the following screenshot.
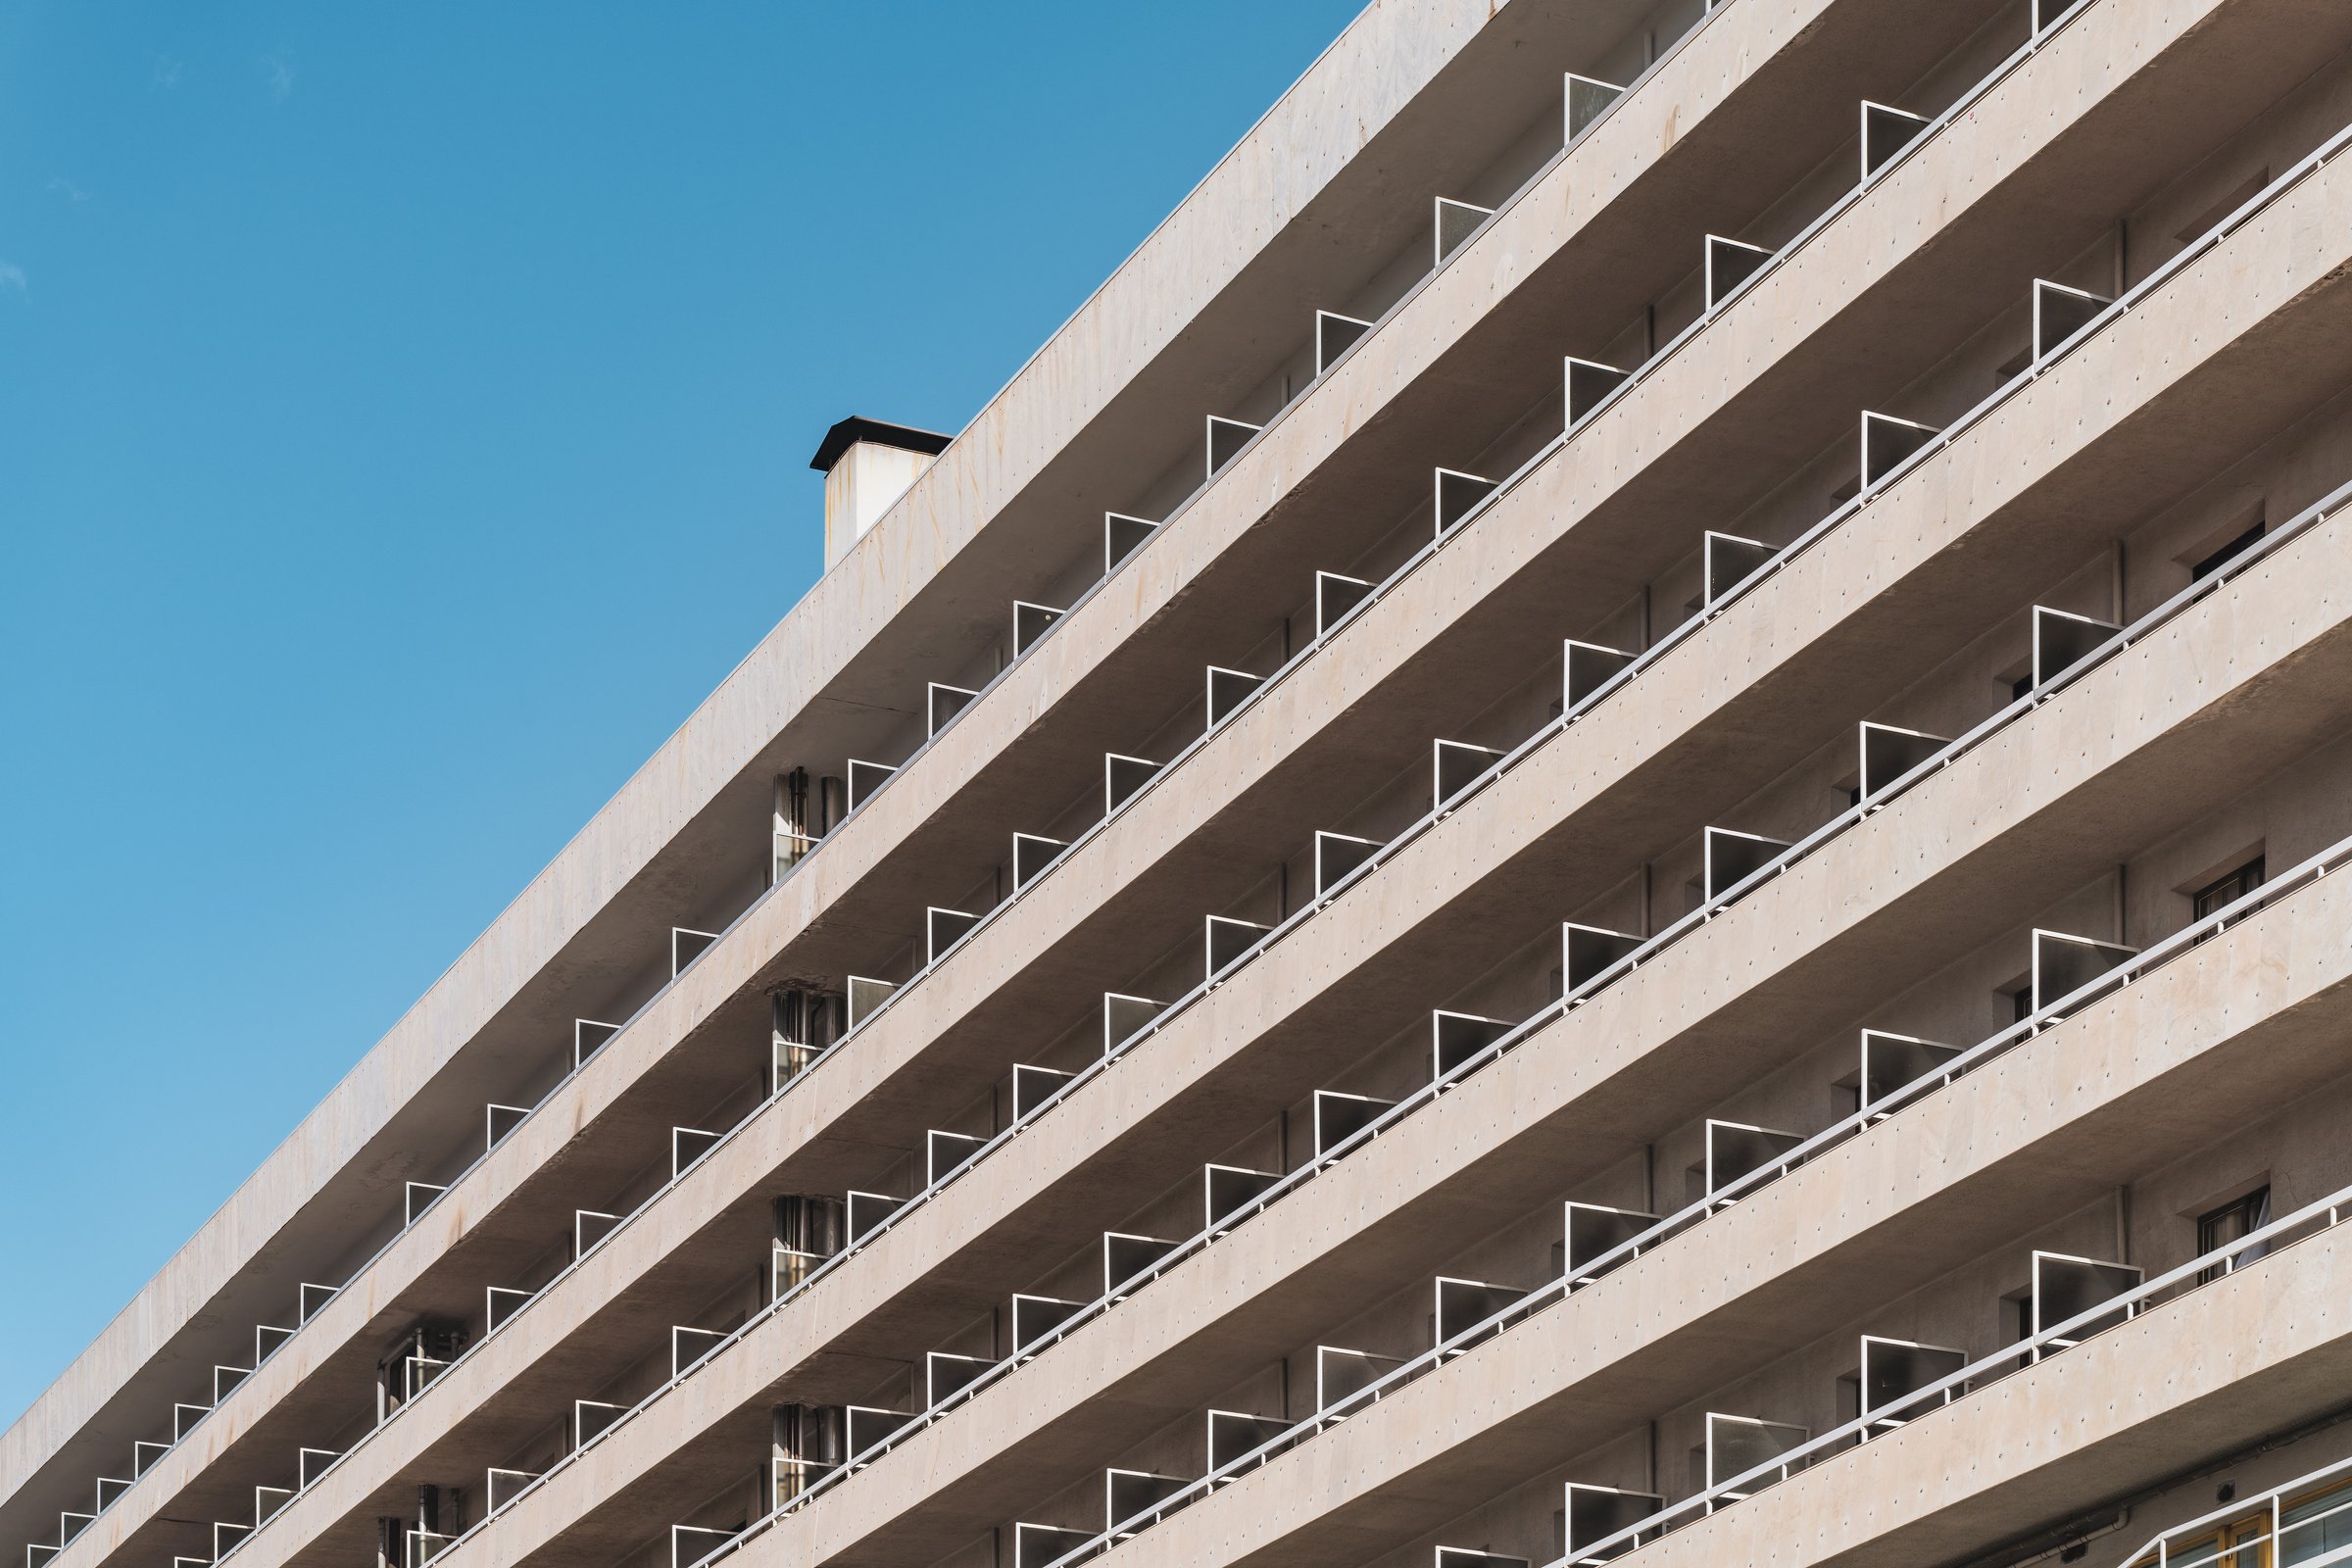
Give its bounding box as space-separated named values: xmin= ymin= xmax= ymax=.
xmin=1623 ymin=1233 xmax=2352 ymax=1568
xmin=0 ymin=0 xmax=1593 ymax=1543
xmin=99 ymin=15 xmax=2352 ymax=1560
xmin=1070 ymin=866 xmax=2352 ymax=1568
xmin=26 ymin=0 xmax=2352 ymax=1563
xmin=713 ymin=510 xmax=2352 ymax=1568
xmin=403 ymin=201 xmax=2352 ymax=1568
xmin=28 ymin=0 xmax=1922 ymax=1557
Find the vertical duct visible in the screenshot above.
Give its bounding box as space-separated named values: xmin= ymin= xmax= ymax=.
xmin=772 ymin=768 xmax=812 ymax=885
xmin=771 ymin=988 xmax=843 ymax=1090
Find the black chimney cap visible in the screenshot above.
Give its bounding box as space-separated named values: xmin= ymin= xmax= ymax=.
xmin=808 ymin=416 xmax=953 ymax=473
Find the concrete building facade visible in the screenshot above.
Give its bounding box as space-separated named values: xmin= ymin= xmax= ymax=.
xmin=13 ymin=1 xmax=2352 ymax=1566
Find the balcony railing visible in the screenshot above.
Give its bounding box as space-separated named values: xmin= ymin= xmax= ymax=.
xmin=1553 ymin=1180 xmax=2352 ymax=1566
xmin=420 ymin=45 xmax=2352 ymax=1568
xmin=2120 ymin=1450 xmax=2352 ymax=1568
xmin=74 ymin=0 xmax=1741 ymax=1555
xmin=102 ymin=3 xmax=2352 ymax=1566
xmin=672 ymin=102 xmax=2352 ymax=1568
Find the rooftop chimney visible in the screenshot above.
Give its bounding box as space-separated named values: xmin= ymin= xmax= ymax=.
xmin=809 ymin=416 xmax=953 ymax=568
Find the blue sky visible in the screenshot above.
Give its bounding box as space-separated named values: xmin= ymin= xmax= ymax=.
xmin=0 ymin=0 xmax=1362 ymax=1430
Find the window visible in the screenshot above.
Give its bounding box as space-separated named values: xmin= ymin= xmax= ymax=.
xmin=2010 ymin=672 xmax=2034 ymax=704
xmin=2141 ymin=1477 xmax=2352 ymax=1568
xmin=2013 ymin=986 xmax=2035 ymax=1024
xmin=2194 ymin=858 xmax=2265 ymax=920
xmin=2192 ymin=858 xmax=2266 ymax=946
xmin=2151 ymin=1517 xmax=2264 ymax=1568
xmin=2192 ymin=519 xmax=2266 ymax=580
xmin=2282 ymin=1477 xmax=2352 ymax=1564
xmin=2197 ymin=1187 xmax=2270 ymax=1284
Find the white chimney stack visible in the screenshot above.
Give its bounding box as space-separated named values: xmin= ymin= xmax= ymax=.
xmin=809 ymin=416 xmax=952 ymax=569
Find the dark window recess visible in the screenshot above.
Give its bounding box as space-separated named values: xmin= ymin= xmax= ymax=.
xmin=2191 ymin=519 xmax=2266 ymax=580
xmin=2192 ymin=857 xmax=2265 ymax=942
xmin=2197 ymin=1187 xmax=2271 ymax=1284
xmin=2011 ymin=672 xmax=2034 ymax=704
xmin=2013 ymin=987 xmax=2035 ymax=1024
xmin=2174 ymin=170 xmax=2268 ymax=246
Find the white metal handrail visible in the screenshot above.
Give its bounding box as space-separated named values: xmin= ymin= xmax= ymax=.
xmin=96 ymin=6 xmax=1749 ymax=1560
xmin=682 ymin=244 xmax=2351 ymax=1568
xmin=152 ymin=1 xmax=2352 ymax=1561
xmin=154 ymin=11 xmax=1748 ymax=1567
xmin=700 ymin=64 xmax=2352 ymax=1568
xmin=1020 ymin=806 xmax=2352 ymax=1567
xmin=1559 ymin=1179 xmax=2352 ymax=1565
xmin=2126 ymin=1449 xmax=2352 ymax=1568
xmin=103 ymin=9 xmax=1740 ymax=1557
xmin=395 ymin=24 xmax=2352 ymax=1568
